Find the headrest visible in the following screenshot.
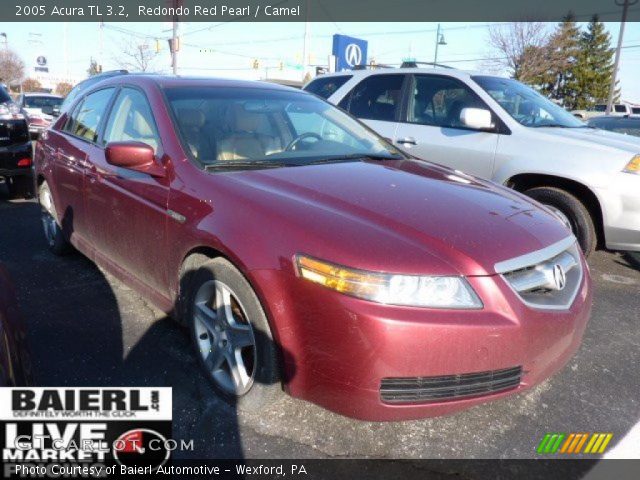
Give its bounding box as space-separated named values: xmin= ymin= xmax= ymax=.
xmin=231 ymin=103 xmax=264 ymax=133
xmin=178 ymin=108 xmax=206 ymax=129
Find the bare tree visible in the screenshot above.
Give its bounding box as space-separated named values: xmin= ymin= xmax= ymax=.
xmin=0 ymin=49 xmax=25 ymax=87
xmin=486 ymin=22 xmax=552 ymax=82
xmin=115 ymin=39 xmax=159 ymax=72
xmin=22 ymin=78 xmax=42 ymax=92
xmin=55 ymin=82 xmax=73 ymax=97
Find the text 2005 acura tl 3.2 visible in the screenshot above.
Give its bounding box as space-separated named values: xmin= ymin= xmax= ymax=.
xmin=34 ymin=75 xmax=592 ymax=421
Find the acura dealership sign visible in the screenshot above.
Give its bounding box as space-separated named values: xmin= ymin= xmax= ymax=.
xmin=332 ymin=34 xmax=368 ymax=71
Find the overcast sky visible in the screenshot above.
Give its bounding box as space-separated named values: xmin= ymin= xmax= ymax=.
xmin=2 ymin=21 xmax=640 ymax=102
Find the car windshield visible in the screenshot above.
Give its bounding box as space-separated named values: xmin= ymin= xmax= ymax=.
xmin=164 ymin=86 xmax=402 ymax=169
xmin=472 ymin=76 xmax=585 ymax=128
xmin=24 ymin=96 xmax=62 ymax=109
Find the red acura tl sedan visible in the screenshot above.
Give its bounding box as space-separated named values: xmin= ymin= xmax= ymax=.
xmin=34 ymin=75 xmax=592 ymax=421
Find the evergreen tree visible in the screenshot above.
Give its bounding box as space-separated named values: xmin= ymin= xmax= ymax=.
xmin=535 ymin=15 xmax=582 ymax=109
xmin=574 ymin=16 xmax=618 ymax=109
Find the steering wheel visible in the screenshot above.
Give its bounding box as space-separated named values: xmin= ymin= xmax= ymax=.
xmin=285 ymin=132 xmax=322 ymax=151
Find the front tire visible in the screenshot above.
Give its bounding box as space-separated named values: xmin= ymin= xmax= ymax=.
xmin=184 ymin=257 xmax=282 ymax=413
xmin=525 ymin=186 xmax=596 ymax=256
xmin=38 ymin=182 xmax=71 ymax=255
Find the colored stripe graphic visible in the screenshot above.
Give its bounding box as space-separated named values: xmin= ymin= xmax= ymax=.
xmin=538 ymin=433 xmax=614 ymax=454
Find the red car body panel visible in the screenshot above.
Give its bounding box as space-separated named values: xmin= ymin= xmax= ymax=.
xmin=35 ymin=76 xmax=592 ymax=420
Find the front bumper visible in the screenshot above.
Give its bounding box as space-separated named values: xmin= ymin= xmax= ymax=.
xmin=254 ymin=257 xmax=592 ymax=421
xmin=0 ymin=141 xmax=32 ymax=179
xmin=597 ymin=173 xmax=640 ymax=252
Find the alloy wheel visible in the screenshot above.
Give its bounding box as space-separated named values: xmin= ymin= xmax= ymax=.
xmin=193 ymin=280 xmax=257 ymax=396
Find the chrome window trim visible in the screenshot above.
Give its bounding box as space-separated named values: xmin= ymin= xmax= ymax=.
xmin=494 ymin=236 xmax=577 ymax=274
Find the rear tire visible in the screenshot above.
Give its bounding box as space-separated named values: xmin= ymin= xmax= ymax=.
xmin=184 ymin=256 xmax=282 ymax=413
xmin=38 ymin=182 xmax=71 ymax=255
xmin=525 ymin=186 xmax=596 ymax=256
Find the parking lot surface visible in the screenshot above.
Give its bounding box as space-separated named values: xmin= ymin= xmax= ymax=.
xmin=1 ymin=190 xmax=638 ymax=459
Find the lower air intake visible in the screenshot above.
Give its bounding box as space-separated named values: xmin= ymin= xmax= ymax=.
xmin=380 ymin=366 xmax=522 ymax=404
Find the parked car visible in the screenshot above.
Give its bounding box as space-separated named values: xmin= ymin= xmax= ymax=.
xmin=572 ymin=104 xmax=634 ymax=119
xmin=0 ymin=85 xmax=33 ymax=199
xmin=16 ymin=93 xmax=63 ymax=139
xmin=35 ymin=75 xmax=591 ymax=421
xmin=588 ymin=115 xmax=640 ymax=137
xmin=307 ymin=69 xmax=640 ymax=255
xmin=0 ymin=263 xmax=32 ymax=386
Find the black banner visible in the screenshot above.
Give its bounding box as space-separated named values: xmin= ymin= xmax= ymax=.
xmin=5 ymin=0 xmax=640 ymax=22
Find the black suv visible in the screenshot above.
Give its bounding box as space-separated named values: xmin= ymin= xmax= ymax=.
xmin=0 ymin=85 xmax=32 ymax=198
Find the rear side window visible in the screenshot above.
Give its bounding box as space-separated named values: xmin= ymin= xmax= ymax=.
xmin=339 ymin=74 xmax=405 ymax=122
xmin=63 ymin=88 xmax=114 ymax=142
xmin=103 ymin=88 xmax=161 ymax=153
xmin=304 ymin=75 xmax=352 ymax=99
xmin=614 ymin=105 xmax=628 ymax=113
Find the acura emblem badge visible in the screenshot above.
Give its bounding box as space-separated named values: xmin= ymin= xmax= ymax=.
xmin=552 ymin=264 xmax=567 ymax=291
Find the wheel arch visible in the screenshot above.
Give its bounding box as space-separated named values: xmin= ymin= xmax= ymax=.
xmin=505 ymin=173 xmax=605 ymax=248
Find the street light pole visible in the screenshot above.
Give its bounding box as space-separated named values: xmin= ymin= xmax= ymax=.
xmin=606 ymin=0 xmax=638 ymax=115
xmin=433 ymin=24 xmax=447 ymax=67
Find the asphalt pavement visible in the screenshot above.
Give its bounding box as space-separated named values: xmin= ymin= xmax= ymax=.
xmin=0 ymin=189 xmax=638 ymax=460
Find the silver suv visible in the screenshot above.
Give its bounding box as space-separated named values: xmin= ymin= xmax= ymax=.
xmin=305 ymin=68 xmax=640 ymax=255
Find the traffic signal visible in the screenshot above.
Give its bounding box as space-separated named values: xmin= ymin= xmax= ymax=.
xmin=252 ymin=59 xmax=260 ymax=69
xmin=279 ymin=61 xmax=284 ymax=71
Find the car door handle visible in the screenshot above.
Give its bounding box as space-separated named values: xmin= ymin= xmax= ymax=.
xmin=396 ymin=137 xmax=417 ymax=146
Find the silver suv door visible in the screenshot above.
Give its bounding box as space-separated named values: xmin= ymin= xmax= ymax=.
xmin=393 ymin=74 xmax=501 ymax=179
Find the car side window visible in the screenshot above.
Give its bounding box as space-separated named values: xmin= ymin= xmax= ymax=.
xmin=409 ymin=75 xmax=487 ymax=129
xmin=65 ymin=88 xmax=115 ymax=143
xmin=304 ymin=75 xmax=352 ymax=99
xmin=103 ymin=88 xmax=161 ymax=153
xmin=340 ymin=74 xmax=405 ymax=122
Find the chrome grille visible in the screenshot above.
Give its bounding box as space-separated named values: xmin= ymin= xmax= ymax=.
xmin=497 ymin=237 xmax=583 ymax=310
xmin=380 ymin=366 xmax=522 ymax=403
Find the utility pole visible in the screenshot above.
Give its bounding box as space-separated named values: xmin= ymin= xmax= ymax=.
xmin=172 ymin=17 xmax=178 ymax=74
xmin=99 ymin=21 xmax=104 ymax=73
xmin=606 ymin=0 xmax=638 ymax=114
xmin=301 ymin=0 xmax=310 ymax=78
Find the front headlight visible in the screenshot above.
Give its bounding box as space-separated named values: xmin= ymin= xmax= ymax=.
xmin=623 ymin=155 xmax=640 ymax=175
xmin=295 ymin=255 xmax=483 ymax=309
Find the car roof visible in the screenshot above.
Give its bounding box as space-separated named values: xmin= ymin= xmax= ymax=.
xmin=92 ymin=74 xmax=302 ymax=93
xmin=309 ymin=67 xmax=489 ymax=82
xmin=23 ymin=92 xmax=63 ymax=98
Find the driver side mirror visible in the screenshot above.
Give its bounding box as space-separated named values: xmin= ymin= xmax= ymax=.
xmin=460 ymin=108 xmax=494 ymax=131
xmin=105 ymin=141 xmax=165 ymax=177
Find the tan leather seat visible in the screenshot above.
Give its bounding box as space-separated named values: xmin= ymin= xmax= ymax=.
xmin=177 ymin=108 xmax=216 ymax=162
xmin=218 ymin=104 xmax=281 ymax=161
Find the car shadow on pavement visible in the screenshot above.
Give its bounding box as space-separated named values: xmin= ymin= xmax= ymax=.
xmin=0 ymin=188 xmax=286 ymax=461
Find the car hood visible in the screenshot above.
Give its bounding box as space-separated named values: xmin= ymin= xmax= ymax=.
xmin=229 ymin=159 xmax=572 ymax=276
xmin=23 ymin=107 xmax=53 ymax=121
xmin=533 ymin=126 xmax=640 ymax=154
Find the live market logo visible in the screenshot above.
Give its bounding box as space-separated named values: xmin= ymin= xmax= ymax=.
xmin=0 ymin=387 xmax=173 ymax=477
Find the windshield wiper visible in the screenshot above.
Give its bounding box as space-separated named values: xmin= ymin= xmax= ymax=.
xmin=205 ymin=161 xmax=288 ymax=171
xmin=308 ymin=153 xmax=404 ymax=164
